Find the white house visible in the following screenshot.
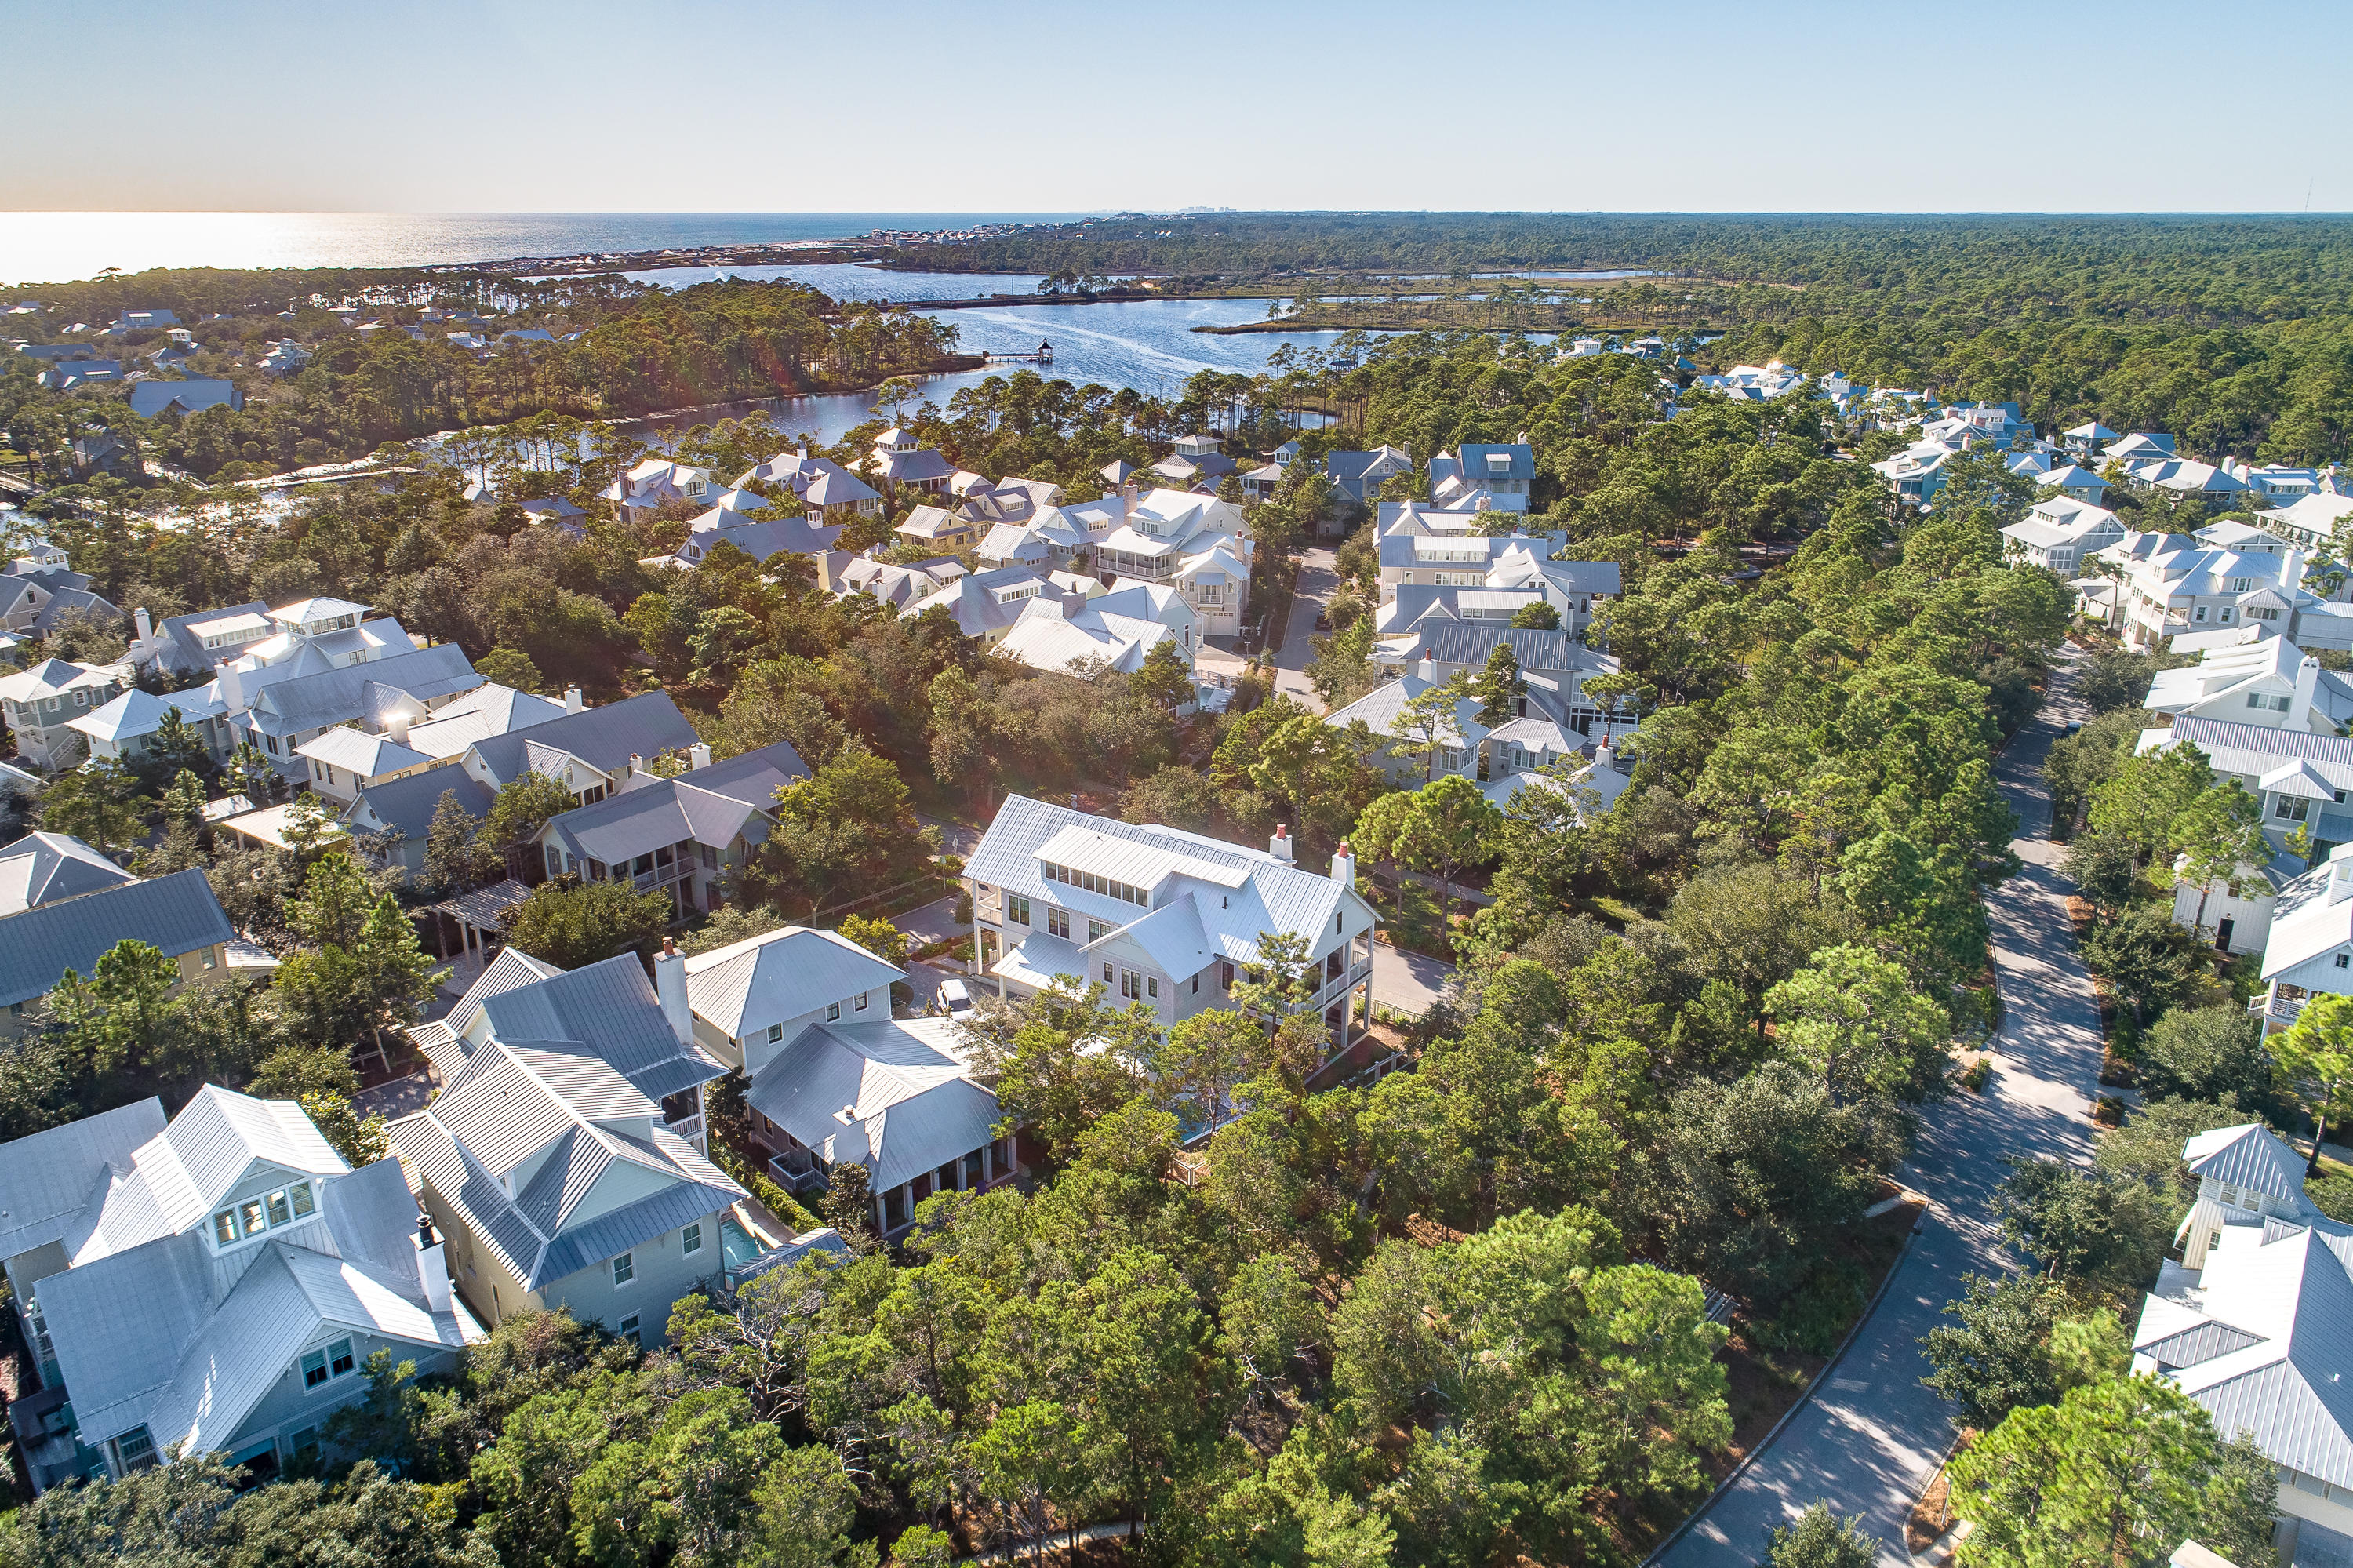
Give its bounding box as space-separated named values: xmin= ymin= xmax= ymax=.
xmin=997 ymin=579 xmax=1199 ymax=675
xmin=2144 ymin=640 xmax=2353 ymax=734
xmin=0 ymin=1089 xmax=473 ymax=1493
xmin=604 ymin=458 xmax=715 ymax=526
xmin=1999 ymin=497 xmax=2125 ymax=574
xmin=2253 ymin=843 xmax=2353 ymax=1033
xmin=964 ymin=796 xmax=1379 ymax=1057
xmin=2132 ymin=1122 xmax=2353 ymax=1565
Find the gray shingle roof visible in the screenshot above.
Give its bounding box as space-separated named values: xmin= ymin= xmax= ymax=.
xmin=0 ymin=868 xmax=235 ymax=1007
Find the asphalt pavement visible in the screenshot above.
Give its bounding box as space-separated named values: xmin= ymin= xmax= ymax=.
xmin=1270 ymin=545 xmax=1339 ymax=711
xmin=1660 ymin=647 xmax=2104 ymax=1568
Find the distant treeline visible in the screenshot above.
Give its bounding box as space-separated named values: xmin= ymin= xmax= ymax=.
xmin=896 ymin=214 xmax=2353 ymax=461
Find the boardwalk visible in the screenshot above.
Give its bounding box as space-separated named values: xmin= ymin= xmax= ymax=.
xmin=1659 ymin=650 xmax=2106 ymax=1566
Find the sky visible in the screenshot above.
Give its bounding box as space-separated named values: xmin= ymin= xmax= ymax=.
xmin=2 ymin=0 xmax=2347 ymax=215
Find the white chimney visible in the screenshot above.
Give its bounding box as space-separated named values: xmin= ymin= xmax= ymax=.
xmin=564 ymin=684 xmax=584 ymax=713
xmin=655 ymin=937 xmax=693 ymax=1049
xmin=1417 ymin=649 xmax=1436 ymax=682
xmin=629 ymin=751 xmax=646 ymax=776
xmin=1595 ymin=740 xmax=1617 ymax=773
xmin=1271 ymin=824 xmax=1294 ymax=863
xmin=133 ymin=606 xmax=153 ymax=643
xmin=388 ymin=710 xmax=412 ymax=747
xmin=2293 ymin=655 xmax=2322 ymax=732
xmin=2281 ymin=547 xmax=2304 ymax=595
xmin=2329 ymin=843 xmax=2353 ymax=906
xmin=689 ymin=741 xmax=711 ymax=771
xmin=1330 ymin=840 xmax=1355 ymax=887
xmin=414 ymin=1221 xmax=453 ymax=1314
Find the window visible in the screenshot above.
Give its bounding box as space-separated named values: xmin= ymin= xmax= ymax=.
xmin=1104 ymin=963 xmax=1115 ymax=984
xmin=682 ymin=1223 xmax=703 ymax=1255
xmin=212 ymin=1181 xmax=315 ymax=1248
xmin=1146 ymin=977 xmax=1158 ymax=999
xmin=116 ymin=1427 xmax=157 ymax=1472
xmin=826 ymin=1001 xmax=841 ymax=1022
xmin=1120 ymin=970 xmax=1141 ymax=999
xmin=329 ymin=1337 xmax=355 ymax=1377
xmin=767 ymin=1023 xmax=784 ymax=1044
xmin=2277 ymin=798 xmax=2311 ymax=822
xmin=1009 ymin=895 xmax=1031 ymax=926
xmin=267 ymin=1190 xmax=292 ymax=1228
xmin=2338 ymin=953 xmax=2350 ymax=970
xmin=545 ymin=844 xmax=563 ymax=877
xmin=1222 ymin=962 xmax=1235 ymax=988
xmin=1087 ymin=920 xmax=1107 ymax=943
xmin=302 ymin=1337 xmax=355 ymax=1389
xmin=619 ymin=1312 xmax=642 ymax=1349
xmin=1047 ymin=908 xmax=1070 ymax=939
xmin=700 ymin=844 xmax=718 ymax=870
xmin=613 ymin=1252 xmax=635 ymax=1286
xmin=1192 ymin=973 xmax=1200 ymax=994
xmin=854 ymin=990 xmax=870 ymax=1011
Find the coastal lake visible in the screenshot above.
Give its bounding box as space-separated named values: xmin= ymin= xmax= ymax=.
xmin=614 ymin=263 xmax=1417 ymax=445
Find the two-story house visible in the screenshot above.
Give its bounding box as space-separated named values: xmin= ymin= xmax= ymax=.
xmin=678 ymin=926 xmax=1013 ymax=1235
xmin=0 ymin=868 xmax=237 ymax=1038
xmin=1998 ymin=497 xmax=2126 ymax=574
xmin=0 ymin=1088 xmax=471 ymax=1493
xmin=2130 ymin=1122 xmax=2353 ymax=1565
xmin=2253 ymin=843 xmax=2353 ymax=1033
xmin=70 ymin=688 xmax=237 ymax=771
xmin=605 ymin=458 xmax=714 ymax=526
xmin=998 ymin=580 xmax=1198 ymax=674
xmin=964 ymin=796 xmax=1379 ymax=1057
xmin=0 ymin=552 xmax=120 ymax=639
xmin=391 ymin=947 xmax=741 ymax=1341
xmin=532 ymin=740 xmax=809 ymax=915
xmin=0 ymin=659 xmax=129 ymax=769
xmin=2136 ymin=716 xmax=2353 ymax=957
xmin=1323 ymin=446 xmax=1416 ymax=509
xmin=231 ymin=642 xmax=483 ymax=778
xmin=342 ymin=760 xmax=496 ymax=878
xmin=459 ymin=689 xmax=701 ymax=807
xmin=296 ymin=719 xmax=434 ymax=807
xmin=1431 ymin=440 xmax=1537 ymax=513
xmin=732 ymin=449 xmax=884 ymax=526
xmin=2145 ymin=641 xmax=2353 ymax=734
xmin=863 ymin=426 xmax=956 ymax=497
xmin=1056 ymin=486 xmax=1257 ymax=635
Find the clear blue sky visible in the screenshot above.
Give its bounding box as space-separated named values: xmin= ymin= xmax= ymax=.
xmin=3 ymin=0 xmax=2344 ymax=213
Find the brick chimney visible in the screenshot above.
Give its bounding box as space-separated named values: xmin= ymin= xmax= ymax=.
xmin=1270 ymin=824 xmax=1294 ymax=863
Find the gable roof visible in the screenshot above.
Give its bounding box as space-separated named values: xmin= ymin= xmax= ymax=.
xmin=539 ymin=742 xmax=808 ymax=867
xmin=0 ymin=831 xmax=137 ymax=914
xmin=2185 ymin=1123 xmax=2318 ymax=1210
xmin=683 ymin=926 xmax=909 ymax=1040
xmin=0 ymin=868 xmax=235 ymax=1007
xmin=744 ymin=1017 xmax=1000 ymax=1191
xmin=344 ymin=759 xmax=495 ymax=842
xmin=242 ymin=643 xmax=481 ymax=736
xmin=453 ymin=953 xmax=729 ymax=1105
xmin=467 ymin=691 xmax=698 ymax=786
xmin=126 ymin=379 xmax=240 ymax=419
xmin=0 ymin=1097 xmax=166 ymax=1262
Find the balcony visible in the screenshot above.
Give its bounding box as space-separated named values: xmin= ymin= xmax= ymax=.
xmin=1311 ymin=956 xmax=1374 ymax=1011
xmin=768 ymin=1146 xmax=827 ymax=1195
xmin=664 ymin=1113 xmax=704 ymax=1147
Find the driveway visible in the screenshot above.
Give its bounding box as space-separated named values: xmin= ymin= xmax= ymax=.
xmin=1371 ymin=940 xmax=1451 ymax=1019
xmin=1269 ymin=545 xmax=1340 ymax=711
xmin=1660 ymin=649 xmax=2104 ymax=1568
xmin=901 ymin=958 xmax=967 ymax=1016
xmin=896 ymin=893 xmax=969 ymax=948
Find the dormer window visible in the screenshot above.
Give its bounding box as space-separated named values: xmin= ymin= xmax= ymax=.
xmin=212 ymin=1180 xmax=315 ymax=1246
xmin=301 ymin=1337 xmax=355 ymax=1388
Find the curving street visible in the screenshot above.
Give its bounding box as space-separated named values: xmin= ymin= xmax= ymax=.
xmin=1658 ymin=650 xmax=2107 ymax=1567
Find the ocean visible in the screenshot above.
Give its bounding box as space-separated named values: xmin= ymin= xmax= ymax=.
xmin=0 ymin=213 xmax=1093 ymax=287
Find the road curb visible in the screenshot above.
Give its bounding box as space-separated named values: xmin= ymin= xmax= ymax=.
xmin=1642 ymin=1209 xmax=1930 ymax=1566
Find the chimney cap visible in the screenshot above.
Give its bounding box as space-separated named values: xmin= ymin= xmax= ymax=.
xmin=661 ymin=936 xmax=678 ymax=956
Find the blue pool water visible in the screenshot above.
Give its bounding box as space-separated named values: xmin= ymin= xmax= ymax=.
xmin=719 ymin=1217 xmax=762 ymax=1268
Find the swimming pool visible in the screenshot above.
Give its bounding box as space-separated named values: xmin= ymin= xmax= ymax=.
xmin=719 ymin=1216 xmax=763 ymax=1268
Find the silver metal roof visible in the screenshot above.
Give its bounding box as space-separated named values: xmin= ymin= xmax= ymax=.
xmin=0 ymin=867 xmax=236 ymax=1007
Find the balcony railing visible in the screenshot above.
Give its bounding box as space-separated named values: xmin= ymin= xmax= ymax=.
xmin=769 ymin=1147 xmax=827 ymax=1195
xmin=1311 ymin=957 xmax=1374 ymax=1010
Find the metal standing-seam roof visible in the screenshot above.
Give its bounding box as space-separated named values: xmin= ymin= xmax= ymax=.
xmin=682 ymin=925 xmax=908 ymax=1042
xmin=0 ymin=831 xmax=137 ymax=914
xmin=242 ymin=643 xmax=481 ymax=737
xmin=0 ymin=1097 xmax=165 ymax=1261
xmin=0 ymin=868 xmax=236 ymax=1007
xmin=126 ymin=1083 xmax=351 ymax=1235
xmin=467 ymin=691 xmax=699 ymax=786
xmin=2184 ymin=1122 xmax=2318 ymax=1207
xmin=344 ymin=759 xmax=495 ymax=842
xmin=744 ymin=1017 xmax=1001 ymax=1192
xmin=467 ymin=954 xmax=729 ymax=1104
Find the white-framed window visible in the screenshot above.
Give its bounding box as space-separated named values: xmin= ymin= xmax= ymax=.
xmin=212 ymin=1181 xmax=315 ymax=1248
xmin=301 ymin=1336 xmax=355 ymax=1389
xmin=2337 ymin=953 xmax=2350 ymax=970
xmin=1146 ymin=976 xmax=1158 ymax=999
xmin=2277 ymin=798 xmax=2311 ymax=822
xmin=613 ymin=1252 xmax=635 ymax=1287
xmin=1121 ymin=970 xmax=1141 ymax=1000
xmin=1103 ymin=962 xmax=1115 ymax=984
xmin=854 ymin=991 xmax=870 ymax=1011
xmin=1009 ymin=895 xmax=1031 ymax=926
xmin=1047 ymin=908 xmax=1070 ymax=940
xmin=1087 ymin=920 xmax=1107 ymax=943
xmin=682 ymin=1222 xmax=702 ymax=1255
xmin=825 ymin=1001 xmax=841 ymax=1022
xmin=619 ymin=1312 xmax=641 ymax=1349
xmin=767 ymin=1023 xmax=784 ymax=1044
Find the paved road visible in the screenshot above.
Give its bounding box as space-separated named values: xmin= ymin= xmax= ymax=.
xmin=1270 ymin=546 xmax=1339 ymax=710
xmin=1661 ymin=649 xmax=2104 ymax=1568
xmin=1372 ymin=940 xmax=1453 ymax=1018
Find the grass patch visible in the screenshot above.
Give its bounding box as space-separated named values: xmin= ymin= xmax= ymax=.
xmin=1370 ymin=878 xmax=1454 ymax=959
xmin=2308 ymin=1154 xmax=2353 ymax=1223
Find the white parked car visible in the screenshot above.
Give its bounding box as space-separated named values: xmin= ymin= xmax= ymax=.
xmin=938 ymin=978 xmax=973 ymax=1017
